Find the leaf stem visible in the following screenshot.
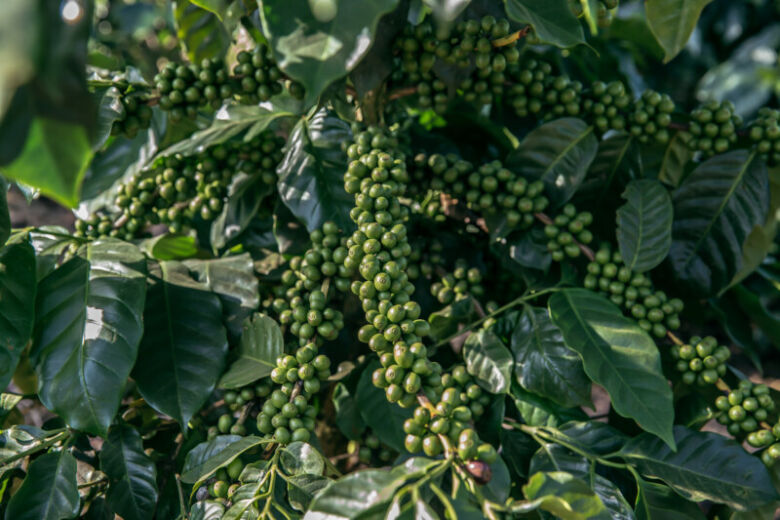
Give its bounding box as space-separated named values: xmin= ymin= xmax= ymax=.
xmin=0 ymin=429 xmax=70 ymax=467
xmin=433 ymin=287 xmax=559 ymax=347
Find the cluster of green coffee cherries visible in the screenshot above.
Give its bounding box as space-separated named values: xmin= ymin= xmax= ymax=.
xmin=715 ymin=380 xmax=775 ymax=442
xmin=584 ymin=80 xmax=631 ymax=134
xmin=405 ymin=239 xmax=444 ymax=281
xmin=392 ymin=15 xmax=520 ymax=113
xmin=402 ymin=365 xmax=495 ymax=461
xmin=75 ymin=131 xmax=283 ymax=240
xmin=275 ymin=224 xmax=353 ymax=343
xmin=232 ymin=46 xmax=304 ymax=103
xmin=347 ymin=430 xmax=396 ymax=465
xmin=584 ymin=245 xmax=683 ymax=338
xmin=749 ymin=107 xmax=780 ymax=165
xmin=110 ymin=90 xmax=153 ymax=139
xmin=254 ymin=346 xmax=331 ymax=444
xmin=759 ymin=422 xmax=780 ymax=467
xmin=197 ymin=456 xmax=247 ymax=502
xmin=430 ymin=259 xmax=484 ymax=304
xmin=544 ymin=205 xmax=594 ymax=261
xmin=670 ymin=336 xmax=730 ymax=386
xmin=628 ymin=89 xmax=676 ymax=144
xmin=681 ymin=100 xmax=742 ymax=156
xmin=409 ymin=152 xmax=549 ymax=230
xmin=343 ymin=125 xmax=496 ymax=463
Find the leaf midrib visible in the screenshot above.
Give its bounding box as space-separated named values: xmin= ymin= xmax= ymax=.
xmin=559 ymin=292 xmax=670 ymax=441
xmin=540 ymin=124 xmax=594 ymax=181
xmin=678 ymin=151 xmax=756 ymax=271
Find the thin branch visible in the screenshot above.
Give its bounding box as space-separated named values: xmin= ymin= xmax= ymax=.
xmin=492 ymin=26 xmax=531 ymax=47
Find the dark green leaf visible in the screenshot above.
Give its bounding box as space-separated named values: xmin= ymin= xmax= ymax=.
xmin=529 ymin=444 xmax=634 ymax=520
xmin=332 ymin=382 xmax=365 ymax=440
xmin=273 ymin=198 xmax=310 ymax=255
xmin=549 ymin=289 xmax=675 ymax=448
xmin=540 ymin=421 xmax=628 ymax=457
xmin=355 ymin=361 xmax=413 ymax=452
xmin=506 ymin=118 xmax=598 ymax=207
xmin=288 ymin=474 xmax=331 ymax=512
xmin=157 ymin=105 xmax=294 ymax=159
xmin=33 ymin=240 xmax=147 ymax=436
xmin=304 ymin=468 xmax=402 ymax=520
xmin=210 ymin=172 xmax=273 ymax=251
xmin=141 ymin=234 xmax=199 ymax=260
xmin=260 ymin=0 xmax=400 ymax=106
xmin=277 ymin=108 xmax=354 ymax=233
xmin=4 ymin=451 xmax=79 ymax=520
xmin=428 ymin=296 xmax=476 ymax=341
xmin=100 ymin=423 xmax=158 ymax=520
xmin=657 ymin=133 xmax=694 ymax=188
xmin=0 ymin=240 xmax=36 ymax=390
xmin=504 ymin=0 xmax=585 ymax=48
xmin=23 ymin=226 xmax=76 ymax=281
xmin=616 ymin=179 xmax=673 ymax=272
xmin=511 ymin=306 xmax=591 ymax=408
xmin=2 ymin=118 xmax=93 ymax=208
xmin=511 ymin=383 xmax=587 ymax=427
xmin=281 ymin=442 xmax=326 ymax=476
xmin=190 ymin=500 xmax=226 ymax=520
xmin=0 ymin=393 xmax=23 ymax=425
xmin=634 ymin=478 xmax=705 ymax=520
xmin=182 ymin=435 xmax=268 ymax=483
xmin=522 ymin=471 xmax=610 ymax=520
xmin=584 ymin=134 xmax=641 ymax=203
xmin=506 ymin=229 xmax=552 ymax=271
xmin=670 ymin=150 xmax=769 ymax=296
xmin=219 ymin=313 xmax=283 ymax=388
xmin=184 ymin=254 xmax=259 ymax=338
xmin=463 ymin=329 xmax=513 ymax=394
xmin=500 ymin=429 xmax=537 ymax=479
xmin=132 ymin=261 xmax=228 ymax=427
xmin=173 ymin=0 xmax=230 ymax=63
xmin=645 ymin=0 xmax=713 ymax=62
xmin=620 ymin=425 xmax=779 ymax=511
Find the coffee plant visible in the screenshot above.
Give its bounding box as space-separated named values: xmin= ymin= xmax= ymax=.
xmin=2 ymin=0 xmax=780 ymax=518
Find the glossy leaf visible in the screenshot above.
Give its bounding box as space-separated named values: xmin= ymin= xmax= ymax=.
xmin=219 ymin=313 xmax=283 ymax=388
xmin=260 ymin=0 xmax=400 ymax=107
xmin=616 ymin=179 xmax=673 ymax=272
xmin=428 ymin=296 xmax=477 ymax=341
xmin=670 ymin=150 xmax=769 ymax=296
xmin=634 ymin=478 xmax=705 ymax=520
xmin=288 ymin=474 xmax=331 ymax=512
xmin=539 ymin=421 xmax=628 ymax=458
xmin=281 ymin=442 xmax=326 ymax=476
xmin=529 ymin=445 xmax=634 ymax=520
xmin=657 ymin=133 xmax=694 ymax=188
xmin=33 ymin=240 xmax=147 ymax=436
xmin=190 ymin=500 xmax=226 ymax=520
xmin=620 ymin=425 xmax=779 ymax=511
xmin=463 ymin=329 xmax=513 ymax=394
xmin=132 ymin=261 xmax=228 ymax=427
xmin=646 ymin=0 xmax=713 ymax=62
xmin=4 ymin=451 xmax=79 ymax=520
xmin=511 ymin=306 xmax=591 ymax=408
xmin=511 ymin=383 xmax=588 ymax=428
xmin=100 ymin=423 xmax=158 ymax=520
xmin=583 ymin=134 xmax=641 ymax=203
xmin=0 ymin=240 xmax=36 ymax=390
xmin=549 ymin=289 xmax=675 ymax=448
xmin=277 ymin=108 xmax=354 ymax=233
xmin=210 ymin=172 xmax=274 ymax=251
xmin=158 ymin=105 xmax=294 ymax=158
xmin=184 ymin=254 xmax=259 ymax=338
xmin=355 ymin=361 xmax=413 ymax=452
xmin=182 ymin=435 xmax=268 ymax=483
xmin=173 ymin=0 xmax=230 ymax=63
xmin=141 ymin=234 xmax=199 ymax=261
xmin=507 ymin=118 xmax=598 ymax=207
xmin=2 ymin=118 xmax=93 ymax=208
xmin=504 ymin=0 xmax=585 ymax=48
xmin=303 ymin=468 xmax=402 ymax=520
xmin=522 ymin=471 xmax=610 ymax=520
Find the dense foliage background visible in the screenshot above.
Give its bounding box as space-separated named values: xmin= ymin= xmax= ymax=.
xmin=1 ymin=0 xmax=780 ymax=519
